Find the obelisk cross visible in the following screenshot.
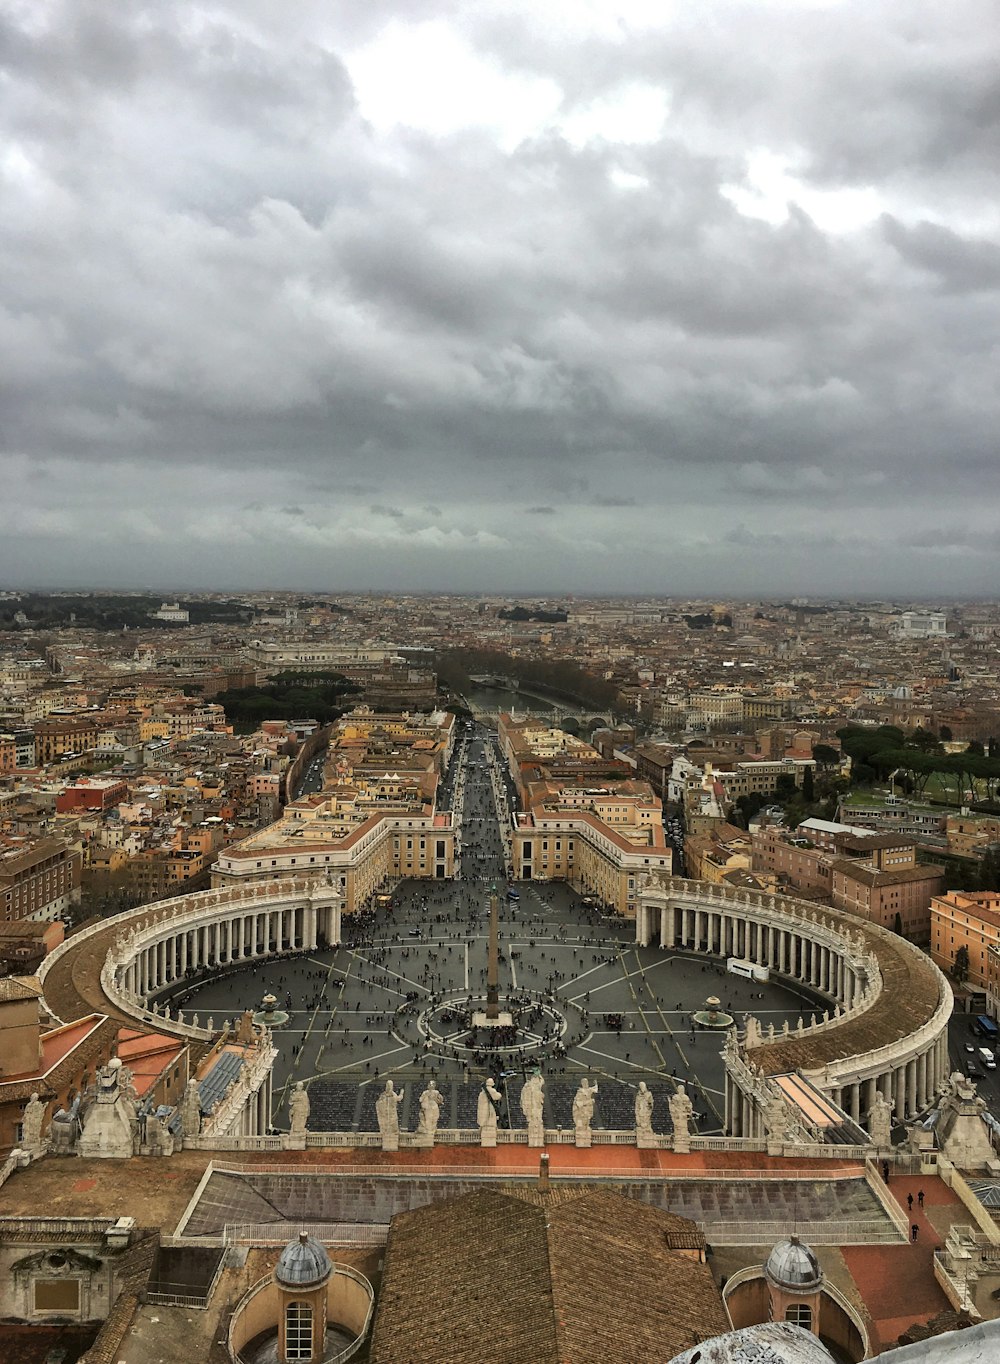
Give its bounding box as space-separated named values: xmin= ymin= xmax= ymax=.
xmin=486 ymin=885 xmax=500 ymax=1019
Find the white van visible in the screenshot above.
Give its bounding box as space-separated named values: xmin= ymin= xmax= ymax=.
xmin=978 ymin=1047 xmax=996 ymax=1070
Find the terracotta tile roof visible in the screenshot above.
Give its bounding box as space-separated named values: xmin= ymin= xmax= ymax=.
xmin=369 ymin=1187 xmax=728 ymax=1364
xmin=78 ymin=1230 xmax=159 ymax=1364
xmin=0 ymin=977 xmax=42 ymax=1003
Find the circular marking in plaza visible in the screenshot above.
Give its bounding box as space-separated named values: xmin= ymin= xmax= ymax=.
xmin=393 ymin=988 xmax=585 ymax=1064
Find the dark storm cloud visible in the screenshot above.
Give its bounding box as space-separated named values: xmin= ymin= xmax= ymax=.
xmin=1 ymin=0 xmax=998 ymax=593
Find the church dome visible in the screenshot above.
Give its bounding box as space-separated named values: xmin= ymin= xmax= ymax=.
xmin=765 ymin=1236 xmax=822 ymax=1291
xmin=275 ymin=1232 xmax=332 ymax=1289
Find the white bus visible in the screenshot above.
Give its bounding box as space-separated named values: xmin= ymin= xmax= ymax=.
xmin=727 ymin=958 xmax=770 ymax=983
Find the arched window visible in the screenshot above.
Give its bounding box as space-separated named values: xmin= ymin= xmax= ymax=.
xmin=285 ymin=1300 xmax=314 ymax=1361
xmin=786 ymin=1303 xmax=813 ymax=1330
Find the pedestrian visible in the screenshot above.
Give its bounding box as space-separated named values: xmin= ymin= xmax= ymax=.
xmin=918 ymin=1189 xmax=924 ymax=1208
xmin=911 ymin=1223 xmax=919 ymax=1242
xmin=882 ymin=1161 xmax=890 ymax=1184
xmin=907 ymin=1193 xmax=913 ymax=1211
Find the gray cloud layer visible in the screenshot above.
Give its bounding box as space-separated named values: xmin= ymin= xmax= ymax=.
xmin=1 ymin=1 xmax=998 ymax=594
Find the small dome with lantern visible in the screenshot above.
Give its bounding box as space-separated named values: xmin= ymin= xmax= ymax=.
xmin=275 ymin=1232 xmax=332 ymax=1290
xmin=765 ymin=1236 xmax=823 ymax=1292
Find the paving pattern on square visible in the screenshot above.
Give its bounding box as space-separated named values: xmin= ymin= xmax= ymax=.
xmin=175 ymin=727 xmax=830 ymax=1135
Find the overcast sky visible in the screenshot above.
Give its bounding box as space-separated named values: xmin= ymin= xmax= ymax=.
xmin=2 ymin=1 xmax=998 ymax=598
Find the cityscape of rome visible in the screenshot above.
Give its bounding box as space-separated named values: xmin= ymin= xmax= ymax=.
xmin=3 ymin=591 xmax=1000 ymax=1363
xmin=5 ymin=2 xmax=1000 ymax=1363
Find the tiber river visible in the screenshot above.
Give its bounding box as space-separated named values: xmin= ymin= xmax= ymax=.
xmin=463 ymin=684 xmax=556 ymax=716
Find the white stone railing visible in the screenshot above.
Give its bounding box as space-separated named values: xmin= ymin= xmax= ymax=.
xmin=182 ymin=1128 xmax=863 ymax=1155
xmin=225 ymin=1222 xmax=388 ymax=1248
xmin=703 ymin=1217 xmax=902 ymax=1246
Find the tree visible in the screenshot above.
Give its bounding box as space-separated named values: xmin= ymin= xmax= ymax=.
xmin=952 ymin=945 xmax=970 ymax=985
xmin=893 ymin=911 xmax=903 ymax=936
xmin=939 ymin=725 xmax=952 ymax=742
xmin=802 ymin=766 xmax=815 ymax=802
xmin=812 ymin=744 xmax=840 ymax=768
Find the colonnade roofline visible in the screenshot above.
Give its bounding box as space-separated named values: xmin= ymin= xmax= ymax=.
xmin=38 ymin=877 xmax=341 ymax=1031
xmin=635 ymin=873 xmax=951 ymax=1097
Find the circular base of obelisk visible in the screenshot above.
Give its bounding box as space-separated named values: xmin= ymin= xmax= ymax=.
xmin=393 ymin=989 xmax=586 ymax=1063
xmin=471 ymin=1010 xmax=513 ymax=1028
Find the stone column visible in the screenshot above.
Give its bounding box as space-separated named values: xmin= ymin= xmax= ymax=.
xmin=894 ymin=1066 xmax=906 ymax=1119
xmin=850 ymin=1083 xmax=860 ymax=1123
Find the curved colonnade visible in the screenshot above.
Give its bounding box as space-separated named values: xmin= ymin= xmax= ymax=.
xmin=636 ymin=877 xmax=952 ymax=1135
xmin=38 ymin=874 xmax=951 ymax=1148
xmin=39 ymin=879 xmax=343 ymax=1042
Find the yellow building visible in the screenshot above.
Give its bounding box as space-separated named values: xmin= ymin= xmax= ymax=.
xmin=930 ymin=889 xmax=1000 ymax=991
xmin=212 ymin=708 xmax=457 ymax=913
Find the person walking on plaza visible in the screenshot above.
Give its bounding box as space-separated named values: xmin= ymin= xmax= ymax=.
xmin=918 ymin=1189 xmax=925 ymax=1208
xmin=911 ymin=1224 xmax=919 ymax=1242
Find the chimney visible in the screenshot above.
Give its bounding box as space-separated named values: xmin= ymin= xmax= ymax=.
xmin=538 ymin=1152 xmax=550 ymax=1191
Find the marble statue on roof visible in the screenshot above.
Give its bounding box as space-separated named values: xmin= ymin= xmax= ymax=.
xmin=21 ymin=1092 xmax=46 ymax=1154
xmin=635 ymin=1081 xmax=655 ymax=1146
xmin=573 ymin=1077 xmax=597 ymax=1147
xmin=376 ymin=1079 xmax=404 ymax=1151
xmin=520 ymin=1073 xmax=545 ymax=1147
xmin=868 ymin=1091 xmax=893 ymax=1148
xmin=289 ymin=1081 xmax=310 ymax=1135
xmin=477 ymin=1078 xmax=501 ymax=1147
xmin=669 ymin=1083 xmax=694 ymax=1153
xmin=416 ymin=1080 xmax=443 ymax=1146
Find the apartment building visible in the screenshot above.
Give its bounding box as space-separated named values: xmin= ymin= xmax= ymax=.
xmin=752 ymin=825 xmax=943 ymax=940
xmin=514 ymin=801 xmax=671 ymax=918
xmin=930 ymin=890 xmax=1000 ymax=989
xmin=211 ymin=708 xmax=457 ymax=910
xmin=0 ymin=837 xmax=81 ymax=923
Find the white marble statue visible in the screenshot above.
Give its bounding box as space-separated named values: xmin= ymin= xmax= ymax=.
xmin=764 ymin=1092 xmax=792 ymax=1151
xmin=22 ymin=1092 xmax=46 ymax=1153
xmin=179 ymin=1079 xmax=202 ymax=1138
xmin=417 ymin=1081 xmax=443 ymax=1143
xmin=289 ymin=1082 xmax=310 ymax=1135
xmin=376 ymin=1080 xmax=404 ymax=1149
xmin=669 ymin=1083 xmax=694 ymax=1152
xmin=520 ymin=1073 xmax=545 ymax=1145
xmin=869 ymin=1091 xmax=893 ymax=1148
xmin=477 ymin=1078 xmax=501 ymax=1144
xmin=572 ymin=1078 xmax=598 ymax=1145
xmin=634 ymin=1082 xmax=654 ymax=1140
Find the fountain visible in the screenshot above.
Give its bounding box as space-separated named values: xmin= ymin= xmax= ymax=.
xmin=692 ymin=994 xmax=735 ymax=1030
xmin=252 ymin=992 xmax=290 ymax=1027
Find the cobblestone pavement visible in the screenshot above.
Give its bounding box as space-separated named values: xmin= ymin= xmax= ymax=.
xmin=176 ymin=725 xmax=826 ymax=1135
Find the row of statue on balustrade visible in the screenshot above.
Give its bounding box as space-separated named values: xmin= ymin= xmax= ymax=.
xmin=286 ymin=1073 xmax=699 ymax=1150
